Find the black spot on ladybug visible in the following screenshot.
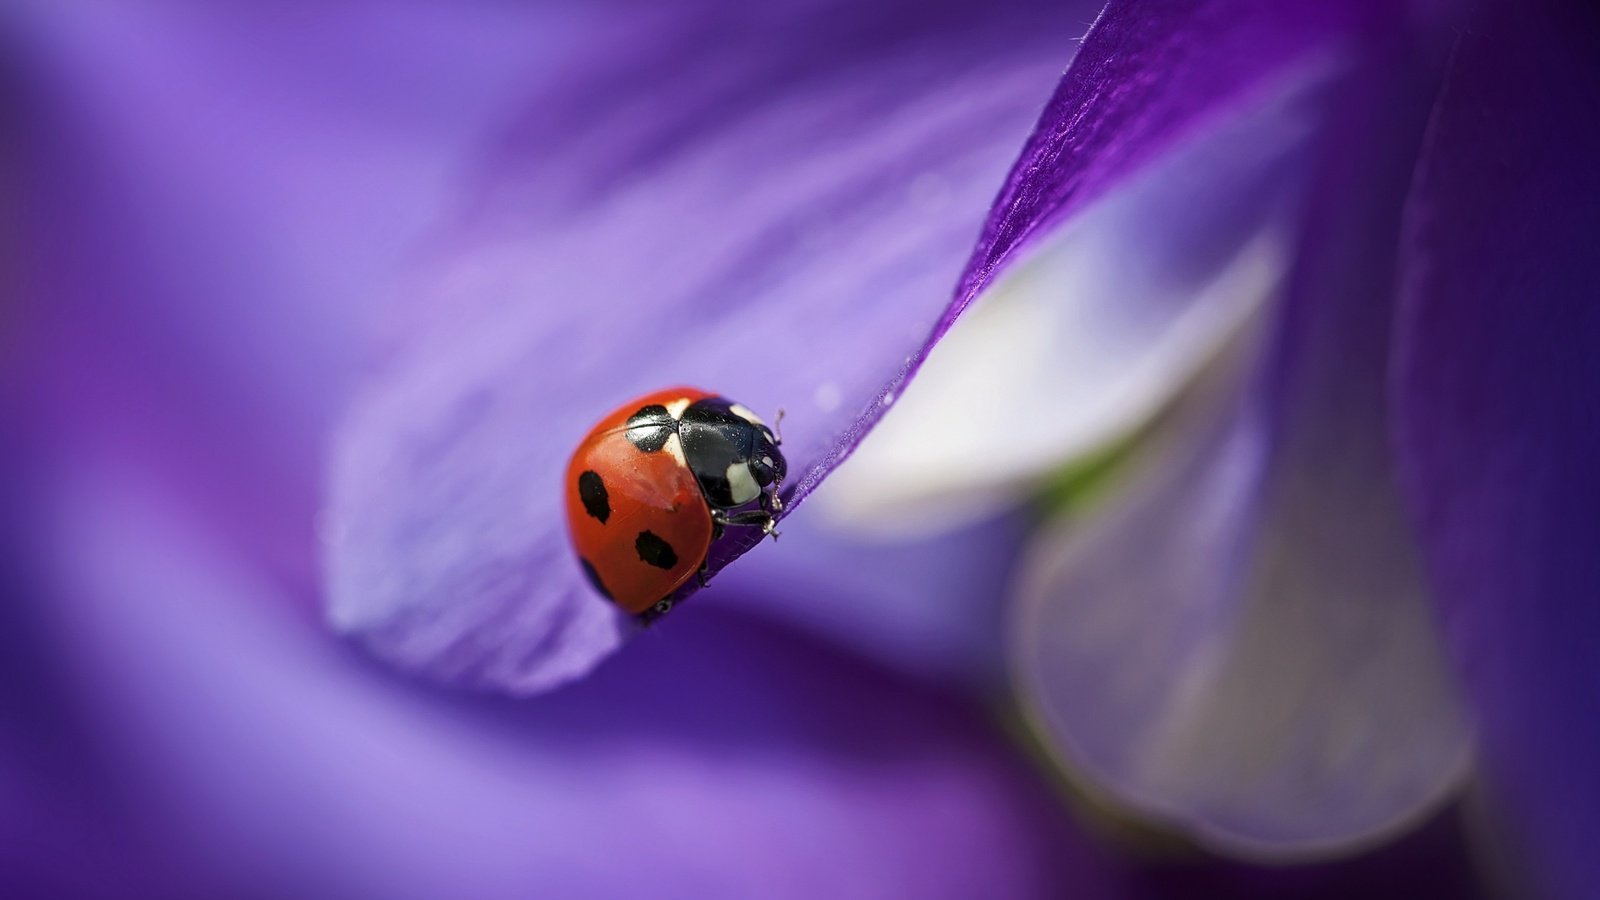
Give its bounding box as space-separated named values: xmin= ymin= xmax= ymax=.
xmin=577 ymin=470 xmax=610 ymax=523
xmin=580 ymin=558 xmax=615 ymax=602
xmin=635 ymin=530 xmax=679 ymax=569
xmin=626 ymin=404 xmax=676 ymax=453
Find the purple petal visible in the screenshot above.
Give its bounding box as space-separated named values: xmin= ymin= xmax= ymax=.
xmin=325 ymin=0 xmax=1089 ymax=690
xmin=944 ymin=0 xmax=1377 ymax=314
xmin=17 ymin=460 xmax=1113 ymax=899
xmin=1012 ymin=20 xmax=1470 ymax=854
xmin=1392 ymin=2 xmax=1600 ymax=896
xmin=729 ymin=68 xmax=1333 ymax=683
xmin=822 ymin=54 xmax=1324 ymax=531
xmin=328 ymin=0 xmax=1376 ymax=693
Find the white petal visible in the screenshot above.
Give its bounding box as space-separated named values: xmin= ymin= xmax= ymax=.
xmin=1011 ymin=359 xmax=1471 ymax=856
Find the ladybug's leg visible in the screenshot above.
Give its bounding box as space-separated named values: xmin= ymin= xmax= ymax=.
xmin=760 ymin=481 xmax=784 ymax=515
xmin=771 ymin=409 xmax=786 ymax=446
xmin=718 ymin=509 xmax=780 ymax=541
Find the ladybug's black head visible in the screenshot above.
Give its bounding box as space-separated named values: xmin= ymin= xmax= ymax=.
xmin=748 ymin=428 xmax=786 ymax=489
xmin=679 ymin=397 xmax=787 ymax=510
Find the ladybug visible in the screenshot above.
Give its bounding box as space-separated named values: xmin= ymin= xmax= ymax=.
xmin=565 ymin=387 xmax=786 ymax=617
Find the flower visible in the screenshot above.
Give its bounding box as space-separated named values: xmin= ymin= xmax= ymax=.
xmin=4 ymin=0 xmax=1587 ymax=897
xmin=318 ymin=1 xmax=1383 ymax=694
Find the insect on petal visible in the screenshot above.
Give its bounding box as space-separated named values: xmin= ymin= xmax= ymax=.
xmin=325 ymin=0 xmax=1386 ymax=693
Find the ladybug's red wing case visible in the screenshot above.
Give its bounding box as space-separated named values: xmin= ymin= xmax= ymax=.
xmin=564 ymin=389 xmax=714 ymax=616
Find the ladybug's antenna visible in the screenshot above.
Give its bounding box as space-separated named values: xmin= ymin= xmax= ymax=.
xmin=773 ymin=408 xmax=786 ymax=445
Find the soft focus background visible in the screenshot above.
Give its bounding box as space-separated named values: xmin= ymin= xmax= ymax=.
xmin=6 ymin=1 xmax=1595 ymax=898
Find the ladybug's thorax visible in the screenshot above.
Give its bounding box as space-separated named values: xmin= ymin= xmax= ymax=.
xmin=679 ymin=398 xmax=786 ymax=510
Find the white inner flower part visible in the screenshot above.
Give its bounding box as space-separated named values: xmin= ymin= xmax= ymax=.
xmin=1011 ymin=337 xmax=1471 ymax=860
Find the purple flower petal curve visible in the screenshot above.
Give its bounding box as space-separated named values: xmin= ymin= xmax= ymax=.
xmin=1011 ymin=21 xmax=1471 ymax=855
xmin=821 ymin=56 xmax=1325 ymax=532
xmin=1392 ymin=2 xmax=1600 ymax=896
xmin=327 ymin=0 xmax=1382 ymax=693
xmin=942 ymin=0 xmax=1376 ymax=319
xmin=724 ymin=67 xmax=1335 ymax=682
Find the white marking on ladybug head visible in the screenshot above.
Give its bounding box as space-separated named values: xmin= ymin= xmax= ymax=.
xmin=666 ymin=398 xmax=692 ymax=420
xmin=729 ymin=402 xmax=765 ymax=427
xmin=725 ymin=460 xmax=760 ymax=506
xmin=663 ymin=432 xmax=687 ymax=467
